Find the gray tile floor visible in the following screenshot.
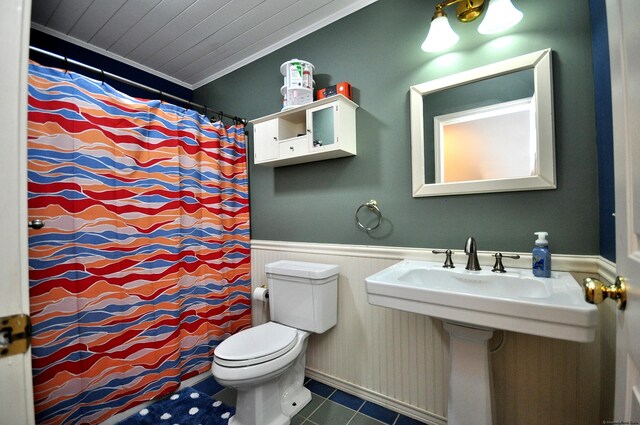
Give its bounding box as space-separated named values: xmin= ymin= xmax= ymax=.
xmin=195 ymin=377 xmax=426 ymax=425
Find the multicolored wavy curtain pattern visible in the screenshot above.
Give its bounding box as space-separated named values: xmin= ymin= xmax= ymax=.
xmin=27 ymin=61 xmax=251 ymax=425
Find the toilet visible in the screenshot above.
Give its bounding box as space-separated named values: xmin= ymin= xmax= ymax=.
xmin=211 ymin=260 xmax=339 ymax=425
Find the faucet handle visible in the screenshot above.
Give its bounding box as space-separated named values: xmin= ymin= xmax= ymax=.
xmin=432 ymin=249 xmax=455 ymax=268
xmin=491 ymin=252 xmax=521 ymax=273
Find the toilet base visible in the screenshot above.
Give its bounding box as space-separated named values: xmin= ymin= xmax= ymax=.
xmin=225 ymin=335 xmax=311 ymax=425
xmin=229 ymin=387 xmax=311 ymax=425
xmin=281 ymin=382 xmax=311 ymax=418
xmin=229 ymin=380 xmax=293 ymax=425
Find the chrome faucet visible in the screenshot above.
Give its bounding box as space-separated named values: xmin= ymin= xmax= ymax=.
xmin=464 ymin=237 xmax=481 ymax=271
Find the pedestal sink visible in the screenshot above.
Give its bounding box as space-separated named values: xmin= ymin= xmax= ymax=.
xmin=364 ymin=260 xmax=597 ymax=425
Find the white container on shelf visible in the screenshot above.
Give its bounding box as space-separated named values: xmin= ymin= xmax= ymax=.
xmin=281 ymin=86 xmax=314 ymax=110
xmin=281 ymin=59 xmax=314 ymax=89
xmin=281 ymin=59 xmax=315 ymax=110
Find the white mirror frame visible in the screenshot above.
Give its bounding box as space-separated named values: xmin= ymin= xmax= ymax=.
xmin=410 ymin=49 xmax=555 ymax=197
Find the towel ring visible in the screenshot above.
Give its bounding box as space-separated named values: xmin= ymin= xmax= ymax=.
xmin=356 ymin=200 xmax=382 ymax=231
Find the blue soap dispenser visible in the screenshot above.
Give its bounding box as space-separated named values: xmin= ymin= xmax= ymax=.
xmin=532 ymin=232 xmax=551 ymax=277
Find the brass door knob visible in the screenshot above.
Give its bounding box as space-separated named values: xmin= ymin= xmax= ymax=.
xmin=582 ymin=276 xmax=627 ymax=310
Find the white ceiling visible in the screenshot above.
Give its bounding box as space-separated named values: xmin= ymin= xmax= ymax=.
xmin=30 ymin=0 xmax=377 ymax=90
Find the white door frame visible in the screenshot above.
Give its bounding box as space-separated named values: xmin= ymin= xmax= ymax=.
xmin=0 ymin=0 xmax=36 ymax=423
xmin=607 ymin=0 xmax=640 ymax=420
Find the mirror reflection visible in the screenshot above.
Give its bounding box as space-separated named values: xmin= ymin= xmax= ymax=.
xmin=435 ymin=97 xmax=534 ymax=183
xmin=410 ymin=49 xmax=555 ymax=197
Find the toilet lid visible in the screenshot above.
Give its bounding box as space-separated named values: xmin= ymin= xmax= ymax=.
xmin=214 ymin=322 xmax=298 ymax=367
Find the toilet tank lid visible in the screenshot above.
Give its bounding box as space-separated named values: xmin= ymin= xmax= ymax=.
xmin=265 ymin=260 xmax=340 ymax=280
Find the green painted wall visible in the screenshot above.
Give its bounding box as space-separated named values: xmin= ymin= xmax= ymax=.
xmin=194 ymin=0 xmax=599 ymax=255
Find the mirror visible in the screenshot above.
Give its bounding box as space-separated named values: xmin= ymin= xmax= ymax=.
xmin=410 ymin=49 xmax=555 ymax=197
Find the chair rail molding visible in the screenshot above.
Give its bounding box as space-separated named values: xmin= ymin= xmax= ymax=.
xmin=251 ymin=239 xmax=614 ymax=279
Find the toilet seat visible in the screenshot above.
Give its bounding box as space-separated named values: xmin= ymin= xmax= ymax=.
xmin=214 ymin=322 xmax=298 ymax=367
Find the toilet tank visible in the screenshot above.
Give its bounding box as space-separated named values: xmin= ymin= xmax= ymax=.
xmin=265 ymin=260 xmax=339 ymax=333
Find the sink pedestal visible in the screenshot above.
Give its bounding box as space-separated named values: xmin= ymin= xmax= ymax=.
xmin=443 ymin=321 xmax=494 ymax=425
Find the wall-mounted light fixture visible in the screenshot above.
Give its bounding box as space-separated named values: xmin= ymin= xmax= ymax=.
xmin=421 ymin=0 xmax=523 ymax=52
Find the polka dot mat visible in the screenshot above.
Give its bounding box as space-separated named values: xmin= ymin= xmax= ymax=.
xmin=116 ymin=387 xmax=235 ymax=425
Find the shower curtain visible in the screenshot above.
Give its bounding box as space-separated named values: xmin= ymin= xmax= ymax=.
xmin=27 ymin=61 xmax=251 ymax=425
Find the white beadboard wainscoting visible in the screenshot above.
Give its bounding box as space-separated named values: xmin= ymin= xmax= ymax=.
xmin=250 ymin=240 xmax=617 ymax=425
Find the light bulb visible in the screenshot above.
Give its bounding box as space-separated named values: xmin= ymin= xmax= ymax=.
xmin=478 ymin=0 xmax=523 ymax=35
xmin=421 ymin=15 xmax=460 ymax=52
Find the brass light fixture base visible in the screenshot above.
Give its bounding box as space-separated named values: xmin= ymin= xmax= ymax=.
xmin=433 ymin=0 xmax=486 ymax=22
xmin=456 ymin=0 xmax=485 ymax=22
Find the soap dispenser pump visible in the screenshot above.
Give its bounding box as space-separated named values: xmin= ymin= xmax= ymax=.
xmin=532 ymin=232 xmax=551 ymax=278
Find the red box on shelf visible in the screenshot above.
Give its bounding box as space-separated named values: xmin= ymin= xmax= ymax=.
xmin=316 ymin=82 xmax=352 ymax=100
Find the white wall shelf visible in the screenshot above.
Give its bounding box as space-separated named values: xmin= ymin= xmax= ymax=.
xmin=252 ymin=95 xmax=358 ymax=167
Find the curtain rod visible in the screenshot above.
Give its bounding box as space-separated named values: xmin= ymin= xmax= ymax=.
xmin=28 ymin=46 xmax=248 ymax=126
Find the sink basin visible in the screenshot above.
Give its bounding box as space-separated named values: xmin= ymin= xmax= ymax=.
xmin=365 ymin=259 xmax=597 ymax=342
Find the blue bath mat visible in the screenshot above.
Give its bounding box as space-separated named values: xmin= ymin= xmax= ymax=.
xmin=116 ymin=387 xmax=235 ymax=425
